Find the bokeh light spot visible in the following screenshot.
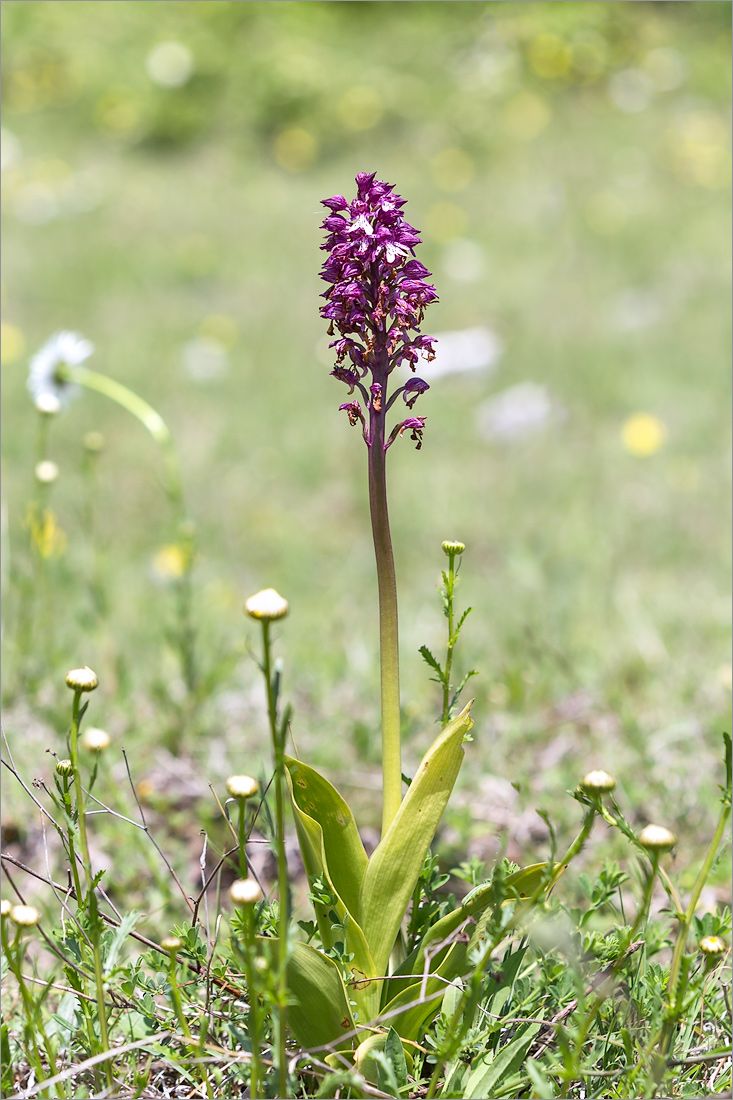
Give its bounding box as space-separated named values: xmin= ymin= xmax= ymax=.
xmin=146 ymin=41 xmax=194 ymax=88
xmin=273 ymin=127 xmax=317 ymax=172
xmin=431 ymin=147 xmax=475 ymax=192
xmin=528 ymin=34 xmax=571 ymax=80
xmin=1 ymin=322 xmax=25 ymax=364
xmin=621 ymin=413 xmax=667 ymax=457
xmin=94 ymin=87 xmax=141 ymax=134
xmin=199 ymin=314 xmax=239 ymax=349
xmin=338 ymin=86 xmax=384 ymax=131
xmin=585 ymin=192 xmax=628 ymax=235
xmin=502 ymin=91 xmax=550 ymax=140
xmin=425 ymin=201 xmax=467 ymax=243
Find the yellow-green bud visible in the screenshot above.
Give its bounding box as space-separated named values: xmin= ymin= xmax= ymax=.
xmin=699 ymin=935 xmax=727 ymax=958
xmin=35 ymin=460 xmax=59 ymax=484
xmin=442 ymin=540 xmax=465 ymax=556
xmin=81 ymin=727 xmax=110 ymax=752
xmin=56 ymin=758 xmax=73 ymax=777
xmin=10 ymin=904 xmax=40 ymax=928
xmin=160 ymin=935 xmax=183 ymax=954
xmin=229 ymin=878 xmax=263 ymax=907
xmin=638 ymin=824 xmax=676 ymax=853
xmin=580 ymin=770 xmax=617 ymax=795
xmin=65 ymin=666 xmax=99 ymax=692
xmin=83 ymin=431 xmax=104 ymax=453
xmin=35 ymin=393 xmax=61 ymax=416
xmin=244 ymin=588 xmax=289 ymax=622
xmin=226 ymin=775 xmax=259 ymax=800
xmin=1 ymin=899 xmax=12 ymax=918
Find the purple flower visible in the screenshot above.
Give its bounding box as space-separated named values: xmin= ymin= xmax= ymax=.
xmin=320 ymin=173 xmax=438 ymax=451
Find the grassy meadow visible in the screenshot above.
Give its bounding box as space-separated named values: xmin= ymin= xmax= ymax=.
xmin=1 ymin=3 xmax=731 ymax=1096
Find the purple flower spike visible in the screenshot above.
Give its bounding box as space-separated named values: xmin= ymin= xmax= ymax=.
xmin=320 ymin=172 xmax=438 ymax=451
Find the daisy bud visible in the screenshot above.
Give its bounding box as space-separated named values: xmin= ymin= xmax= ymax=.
xmin=638 ymin=824 xmax=676 ymax=853
xmin=10 ymin=904 xmax=40 ymax=928
xmin=580 ymin=770 xmax=617 ymax=795
xmin=83 ymin=431 xmax=104 ymax=453
xmin=442 ymin=540 xmax=465 ymax=556
xmin=35 ymin=460 xmax=59 ymax=484
xmin=699 ymin=935 xmax=727 ymax=958
xmin=65 ymin=666 xmax=99 ymax=693
xmin=226 ymin=775 xmax=260 ymax=801
xmin=1 ymin=899 xmax=12 ymax=918
xmin=229 ymin=878 xmax=263 ymax=907
xmin=160 ymin=935 xmax=183 ymax=954
xmin=244 ymin=588 xmax=289 ymax=622
xmin=81 ymin=727 xmax=110 ymax=752
xmin=35 ymin=393 xmax=61 ymax=416
xmin=55 ymin=758 xmax=73 ymax=777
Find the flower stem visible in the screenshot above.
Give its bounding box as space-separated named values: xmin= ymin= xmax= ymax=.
xmin=62 ymin=364 xmax=198 ymax=693
xmin=260 ymin=620 xmax=289 ymax=1099
xmin=69 ymin=689 xmax=115 ymax=1093
xmin=367 ymin=432 xmax=402 ymax=837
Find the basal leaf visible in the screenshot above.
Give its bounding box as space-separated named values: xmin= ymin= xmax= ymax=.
xmin=284 ymin=756 xmax=367 ymax=922
xmin=284 ymin=941 xmax=356 ymax=1053
xmin=360 ymin=700 xmax=473 ymax=978
xmin=284 ymin=766 xmax=380 ymax=1022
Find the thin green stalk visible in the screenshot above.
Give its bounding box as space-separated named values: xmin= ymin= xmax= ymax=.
xmin=441 ymin=552 xmax=458 ymax=728
xmin=657 ymin=798 xmax=731 ymax=1060
xmin=261 ymin=619 xmax=289 ymax=1099
xmin=237 ymin=801 xmax=248 ymax=882
xmin=166 ymin=955 xmax=214 ymax=1099
xmin=61 ymin=364 xmax=198 ymax=693
xmin=69 ymin=689 xmax=115 ymax=1093
xmin=237 ymin=909 xmax=264 ymax=1099
xmin=367 ymin=434 xmax=401 ymax=836
xmin=1 ymin=923 xmax=62 ymax=1100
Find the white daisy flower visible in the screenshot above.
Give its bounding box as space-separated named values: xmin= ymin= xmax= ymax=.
xmin=27 ymin=331 xmax=94 ymax=409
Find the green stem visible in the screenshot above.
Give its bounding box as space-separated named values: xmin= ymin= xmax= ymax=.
xmin=658 ymin=799 xmax=731 ymax=1058
xmin=442 ymin=553 xmax=457 ymax=727
xmin=69 ymin=690 xmax=115 ymax=1093
xmin=237 ymin=801 xmax=248 ymax=882
xmin=167 ymin=957 xmax=214 ymax=1099
xmin=62 ymin=364 xmax=198 ymax=693
xmin=239 ymin=910 xmax=264 ymax=1099
xmin=367 ymin=436 xmax=401 ymax=836
xmin=2 ymin=924 xmax=62 ymax=1099
xmin=261 ymin=620 xmax=289 ymax=1099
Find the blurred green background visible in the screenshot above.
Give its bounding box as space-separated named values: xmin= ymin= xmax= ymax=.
xmin=1 ymin=1 xmax=731 ymax=873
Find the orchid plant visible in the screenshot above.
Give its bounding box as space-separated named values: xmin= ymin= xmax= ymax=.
xmin=248 ymin=174 xmax=560 ymax=1076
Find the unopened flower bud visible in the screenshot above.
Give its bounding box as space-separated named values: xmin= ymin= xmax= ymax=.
xmin=442 ymin=540 xmax=465 ymax=556
xmin=580 ymin=770 xmax=617 ymax=795
xmin=226 ymin=775 xmax=259 ymax=800
xmin=699 ymin=935 xmax=727 ymax=958
xmin=229 ymin=878 xmax=263 ymax=907
xmin=65 ymin=667 xmax=99 ymax=693
xmin=35 ymin=393 xmax=61 ymax=416
xmin=638 ymin=824 xmax=676 ymax=853
xmin=1 ymin=899 xmax=12 ymax=918
xmin=10 ymin=904 xmax=40 ymax=928
xmin=56 ymin=759 xmax=73 ymax=777
xmin=161 ymin=935 xmax=183 ymax=954
xmin=35 ymin=460 xmax=59 ymax=484
xmin=81 ymin=727 xmax=110 ymax=752
xmin=83 ymin=431 xmax=104 ymax=454
xmin=244 ymin=588 xmax=289 ymax=622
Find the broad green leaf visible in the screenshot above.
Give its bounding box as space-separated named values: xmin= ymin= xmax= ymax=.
xmin=284 ymin=767 xmax=380 ymax=1021
xmin=284 ymin=756 xmax=368 ymax=922
xmin=384 ymin=1026 xmax=408 ymax=1091
xmin=463 ymin=1019 xmax=543 ymax=1099
xmin=360 ymin=701 xmax=474 ymax=978
xmin=283 ymin=941 xmax=356 ymax=1052
xmin=408 ymin=862 xmax=561 ymax=976
xmin=379 ymin=940 xmax=468 ymax=1042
